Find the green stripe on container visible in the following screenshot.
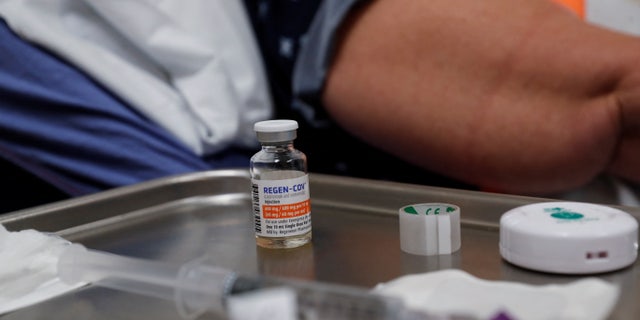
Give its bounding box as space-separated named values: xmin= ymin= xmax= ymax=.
xmin=404 ymin=206 xmax=418 ymax=215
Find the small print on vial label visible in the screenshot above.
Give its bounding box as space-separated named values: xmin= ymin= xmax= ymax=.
xmin=251 ymin=175 xmax=311 ymax=237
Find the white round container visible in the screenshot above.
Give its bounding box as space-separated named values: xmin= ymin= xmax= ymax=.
xmin=500 ymin=202 xmax=638 ymax=274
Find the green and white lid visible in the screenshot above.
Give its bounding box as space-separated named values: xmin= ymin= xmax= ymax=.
xmin=500 ymin=201 xmax=638 ymax=274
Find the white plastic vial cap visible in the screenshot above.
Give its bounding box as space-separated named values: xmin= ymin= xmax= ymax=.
xmin=254 ymin=120 xmax=298 ymax=143
xmin=500 ymin=201 xmax=639 ymax=274
xmin=399 ymin=203 xmax=461 ymax=256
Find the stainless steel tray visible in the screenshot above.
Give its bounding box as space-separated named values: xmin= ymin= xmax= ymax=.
xmin=1 ymin=169 xmax=638 ymax=319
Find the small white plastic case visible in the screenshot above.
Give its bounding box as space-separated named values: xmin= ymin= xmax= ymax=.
xmin=500 ymin=202 xmax=638 ymax=274
xmin=399 ymin=203 xmax=461 ymax=256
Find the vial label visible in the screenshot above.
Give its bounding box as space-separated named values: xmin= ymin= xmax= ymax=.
xmin=251 ymin=175 xmax=311 ymax=237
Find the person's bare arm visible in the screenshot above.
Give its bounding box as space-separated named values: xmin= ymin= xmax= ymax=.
xmin=323 ymin=0 xmax=640 ymax=195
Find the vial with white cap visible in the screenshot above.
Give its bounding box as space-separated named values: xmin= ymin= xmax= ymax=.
xmin=250 ymin=120 xmax=312 ymax=249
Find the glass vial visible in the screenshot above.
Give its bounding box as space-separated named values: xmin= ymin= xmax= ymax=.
xmin=250 ymin=120 xmax=312 ymax=249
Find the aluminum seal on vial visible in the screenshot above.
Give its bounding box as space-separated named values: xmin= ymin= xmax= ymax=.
xmin=398 ymin=203 xmax=461 ymax=256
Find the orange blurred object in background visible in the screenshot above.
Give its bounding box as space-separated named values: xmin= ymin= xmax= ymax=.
xmin=552 ymin=0 xmax=584 ymax=18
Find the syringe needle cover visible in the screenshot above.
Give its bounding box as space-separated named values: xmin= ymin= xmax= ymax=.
xmin=56 ymin=244 xmax=234 ymax=319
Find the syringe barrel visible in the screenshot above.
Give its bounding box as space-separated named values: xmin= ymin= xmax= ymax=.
xmin=56 ymin=245 xmax=431 ymax=320
xmin=230 ymin=274 xmax=411 ymax=320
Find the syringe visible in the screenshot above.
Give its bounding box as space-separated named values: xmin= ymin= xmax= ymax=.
xmin=56 ymin=244 xmax=469 ymax=320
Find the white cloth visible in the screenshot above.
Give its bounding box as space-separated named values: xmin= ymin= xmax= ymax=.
xmin=0 ymin=224 xmax=84 ymax=315
xmin=586 ymin=0 xmax=640 ymax=36
xmin=0 ymin=0 xmax=273 ymax=155
xmin=374 ymin=269 xmax=619 ymax=320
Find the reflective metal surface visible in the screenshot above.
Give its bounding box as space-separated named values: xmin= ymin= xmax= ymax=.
xmin=1 ymin=169 xmax=638 ymax=319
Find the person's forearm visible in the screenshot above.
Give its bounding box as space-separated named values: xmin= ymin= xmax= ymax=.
xmin=323 ymin=0 xmax=639 ymax=195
